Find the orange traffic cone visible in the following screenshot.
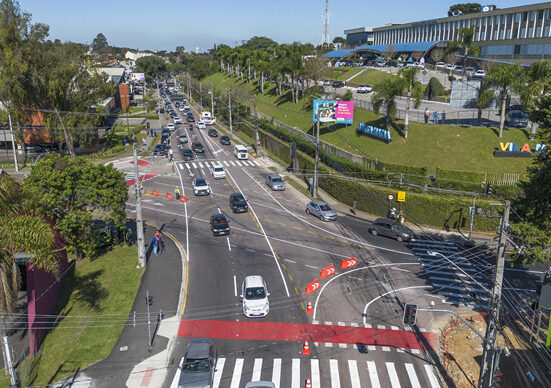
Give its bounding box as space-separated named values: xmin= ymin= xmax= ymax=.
xmin=302 ymin=341 xmax=311 ymax=355
xmin=152 ymin=190 xmax=159 ymax=197
xmin=306 ymin=301 xmax=313 ymax=314
xmin=305 ymin=377 xmax=312 ymax=388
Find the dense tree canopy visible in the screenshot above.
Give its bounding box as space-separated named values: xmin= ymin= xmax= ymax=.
xmin=91 ymin=32 xmax=108 ymax=53
xmin=136 ymin=55 xmax=168 ymax=81
xmin=448 ymin=3 xmax=483 ymax=15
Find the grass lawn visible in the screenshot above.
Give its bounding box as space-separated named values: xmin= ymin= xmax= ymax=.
xmin=322 ymin=67 xmax=363 ymax=81
xmin=22 ymin=244 xmax=143 ymax=386
xmin=201 ymin=72 xmax=533 ymax=174
xmin=351 ymin=68 xmax=397 ymax=86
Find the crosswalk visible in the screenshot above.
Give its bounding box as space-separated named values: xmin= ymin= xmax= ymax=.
xmin=178 ymin=159 xmax=260 ymax=170
xmin=171 ymin=357 xmax=441 ymax=388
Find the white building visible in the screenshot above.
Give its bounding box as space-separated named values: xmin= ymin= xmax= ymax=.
xmin=125 ymin=51 xmax=153 ymax=61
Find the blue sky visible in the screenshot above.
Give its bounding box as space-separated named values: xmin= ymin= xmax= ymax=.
xmin=20 ymin=0 xmax=540 ymax=51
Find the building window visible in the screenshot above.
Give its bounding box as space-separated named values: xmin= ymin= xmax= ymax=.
xmin=515 ymin=13 xmax=521 ymax=23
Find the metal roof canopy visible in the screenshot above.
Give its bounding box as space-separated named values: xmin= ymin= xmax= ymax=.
xmin=324 ymin=40 xmax=447 ymax=59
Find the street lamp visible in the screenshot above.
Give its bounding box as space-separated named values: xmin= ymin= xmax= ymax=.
xmin=208 ymin=91 xmax=214 ymax=117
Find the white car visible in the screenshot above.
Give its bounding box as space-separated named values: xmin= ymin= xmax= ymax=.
xmin=436 ymin=61 xmax=445 ymax=68
xmin=356 ymin=85 xmax=373 ymax=94
xmin=474 ymin=69 xmax=486 ymax=77
xmin=174 ymin=117 xmax=182 ymax=125
xmin=196 ymin=121 xmax=206 ymax=129
xmin=203 ymin=117 xmax=216 ymax=125
xmin=166 ymin=123 xmax=175 ymax=131
xmin=178 ymin=105 xmax=185 ymax=112
xmin=446 ymin=64 xmax=456 ymax=70
xmin=241 ymin=276 xmax=270 ymax=318
xmin=466 ymin=66 xmax=476 ymax=75
xmin=192 ymin=177 xmax=210 ymax=196
xmin=211 ymin=164 xmax=226 ymax=179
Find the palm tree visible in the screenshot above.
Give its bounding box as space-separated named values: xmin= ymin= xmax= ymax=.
xmin=0 ymin=174 xmax=57 ymax=313
xmin=485 ymin=64 xmax=525 ymax=138
xmin=372 ymin=78 xmax=404 ymax=131
xmin=444 ymin=26 xmax=480 ymax=77
xmin=399 ymin=67 xmax=424 ymax=139
xmin=521 ymin=60 xmax=551 ymax=138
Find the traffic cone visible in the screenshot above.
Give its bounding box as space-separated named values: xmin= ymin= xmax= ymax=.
xmin=302 ymin=341 xmax=311 ymax=355
xmin=305 ymin=377 xmax=312 ymax=388
xmin=152 ymin=190 xmax=159 ymax=197
xmin=306 ymin=301 xmax=313 ymax=314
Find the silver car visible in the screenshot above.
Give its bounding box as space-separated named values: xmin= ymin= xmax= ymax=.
xmin=306 ymin=200 xmax=337 ymax=221
xmin=179 ymin=134 xmax=188 ymax=144
xmin=178 ymin=339 xmax=216 ymax=388
xmin=266 ymin=174 xmax=285 ymax=191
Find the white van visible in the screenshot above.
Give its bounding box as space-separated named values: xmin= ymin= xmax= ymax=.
xmin=200 ymin=111 xmax=211 ymax=120
xmin=234 ymin=144 xmax=248 ymax=160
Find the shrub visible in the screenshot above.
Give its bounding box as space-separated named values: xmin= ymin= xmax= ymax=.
xmin=424 ymin=77 xmax=445 ymax=99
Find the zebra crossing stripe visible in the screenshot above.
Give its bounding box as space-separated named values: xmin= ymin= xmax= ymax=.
xmin=348 ymin=360 xmax=361 ymax=388
xmin=386 ymin=362 xmax=401 ymax=388
xmin=424 ymin=365 xmax=441 ymax=388
xmin=367 ymin=361 xmax=380 ymax=388
xmin=235 ymin=160 xmax=242 ymax=166
xmin=224 ymin=161 xmax=229 ymax=166
xmin=204 ymin=161 xmax=210 ymax=167
xmin=253 ymin=160 xmax=260 ymax=166
xmin=311 ymin=359 xmax=321 ymax=388
xmin=230 ymin=161 xmax=236 ymax=166
xmin=192 ymin=162 xmax=197 ymax=168
xmin=230 ymin=358 xmax=244 ymax=388
xmin=252 ymin=358 xmax=262 ymax=382
xmin=198 ymin=162 xmax=204 ymax=168
xmin=178 ymin=163 xmax=183 ymax=170
xmin=405 ymin=363 xmax=421 ymax=388
xmin=272 ymin=358 xmax=281 ymax=388
xmin=329 ymin=359 xmax=340 ymax=388
xmin=213 ymin=358 xmax=225 ymax=388
xmin=291 ymin=359 xmax=300 ymax=388
xmin=247 ymin=161 xmax=255 ymax=166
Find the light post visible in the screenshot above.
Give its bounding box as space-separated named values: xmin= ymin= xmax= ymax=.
xmin=228 ymin=88 xmax=233 ymax=136
xmin=199 ymin=83 xmax=203 ymax=108
xmin=208 ymin=91 xmax=214 ymax=117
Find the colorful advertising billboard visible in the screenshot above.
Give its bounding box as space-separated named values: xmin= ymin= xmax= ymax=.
xmin=130 ymin=72 xmax=145 ymax=81
xmin=313 ymin=99 xmax=354 ymax=124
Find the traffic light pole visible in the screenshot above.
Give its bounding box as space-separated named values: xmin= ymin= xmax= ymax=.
xmin=133 ymin=143 xmax=146 ymax=267
xmin=478 ymin=200 xmax=511 ymax=388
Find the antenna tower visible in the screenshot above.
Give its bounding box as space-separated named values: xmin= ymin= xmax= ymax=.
xmin=322 ymin=0 xmax=330 ymax=46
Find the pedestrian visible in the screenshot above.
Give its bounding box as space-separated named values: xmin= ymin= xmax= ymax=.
xmin=174 ymin=187 xmax=180 ymax=200
xmin=158 ymin=238 xmax=165 ymax=254
xmin=154 ymin=230 xmax=162 ymax=240
xmin=153 ymin=129 xmax=157 ymax=137
xmin=434 ymin=111 xmax=439 ymax=125
xmin=142 ymin=138 xmax=147 ymax=147
xmin=387 ymin=207 xmax=397 ymax=220
xmin=424 ymin=108 xmax=430 ymax=124
xmin=152 ymin=236 xmax=158 ymax=255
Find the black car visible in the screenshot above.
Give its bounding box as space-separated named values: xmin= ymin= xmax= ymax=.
xmin=161 ymin=133 xmax=170 ymax=144
xmin=188 ymin=124 xmax=194 ymax=131
xmin=181 ymin=148 xmax=194 ymax=160
xmin=332 ymin=80 xmax=345 ymax=88
xmin=162 ymin=128 xmax=170 ymax=136
xmin=505 ymin=110 xmax=529 ymax=128
xmin=210 ymin=213 xmax=230 ymax=235
xmin=192 ymin=142 xmax=204 ymax=153
xmin=153 ymin=144 xmax=167 ymax=157
xmin=369 ymin=218 xmax=414 ymax=242
xmin=220 ymin=136 xmax=231 ymax=145
xmin=208 ymin=128 xmax=218 ymax=137
xmin=229 ymin=192 xmax=248 ymax=213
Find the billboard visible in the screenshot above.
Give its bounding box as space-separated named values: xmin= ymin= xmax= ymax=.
xmin=130 ymin=72 xmax=145 ymax=81
xmin=313 ymin=99 xmax=354 ymax=124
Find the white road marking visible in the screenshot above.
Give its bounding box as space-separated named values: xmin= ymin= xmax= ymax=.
xmin=235 ymin=160 xmax=242 ymax=166
xmin=198 ymin=162 xmax=204 ymax=168
xmin=424 ymin=365 xmax=441 ymax=388
xmin=291 ymin=358 xmax=300 ymax=388
xmin=284 ymin=259 xmax=297 ymax=263
xmin=311 ymin=359 xmax=321 ymax=388
xmin=329 ymin=359 xmax=340 ymax=388
xmin=338 ymin=322 xmax=345 ymax=326
xmin=348 ymin=360 xmax=361 ymax=388
xmin=272 ymin=358 xmax=281 ymax=388
xmin=305 ymin=264 xmax=318 ymax=269
xmin=200 ymin=168 xmax=204 ymax=175
xmin=367 ymin=361 xmax=380 ymax=388
xmin=253 ymin=160 xmax=260 ymax=166
xmin=230 ymin=161 xmax=236 ymax=166
xmin=405 ymin=363 xmax=421 ymax=388
xmin=192 ymin=162 xmax=197 ymax=168
xmin=204 ymin=161 xmax=210 ymax=167
xmin=252 ymin=358 xmax=263 ymax=382
xmin=233 ymin=275 xmax=237 ymax=296
xmin=178 ymin=163 xmax=183 ymax=170
xmin=213 ymin=358 xmax=225 ymax=388
xmin=377 ymin=325 xmax=386 ymax=329
xmin=385 ymin=362 xmax=401 ymax=388
xmin=227 ymin=237 xmax=232 ymax=251
xmin=230 ymin=358 xmax=244 ymax=388
xmin=223 ymin=161 xmax=229 ymax=166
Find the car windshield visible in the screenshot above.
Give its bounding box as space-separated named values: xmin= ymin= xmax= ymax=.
xmin=245 ymin=287 xmax=266 ymax=300
xmin=214 ymin=167 xmax=223 ymax=172
xmin=319 ymin=204 xmax=332 ymax=211
xmin=233 ymin=195 xmax=245 ymax=203
xmin=511 ymin=111 xmax=525 ymax=119
xmin=183 ymin=358 xmax=210 ymax=372
xmin=213 ymin=217 xmax=227 ymax=225
xmin=195 ymin=178 xmax=206 ymax=185
xmin=271 ymin=178 xmax=282 ymax=183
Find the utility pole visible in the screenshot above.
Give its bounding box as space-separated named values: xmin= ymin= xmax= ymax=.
xmin=252 ymin=95 xmax=261 ymax=157
xmin=210 ymin=91 xmax=214 ymax=117
xmin=313 ymin=107 xmax=321 ymax=198
xmin=133 ymin=142 xmax=146 ymax=267
xmin=1 ymin=318 xmax=18 ymax=387
xmin=7 ymin=111 xmax=18 ymax=172
xmin=468 ymin=194 xmax=476 ymax=241
xmin=188 ymin=75 xmax=192 ymax=101
xmin=228 ymin=88 xmax=233 ymax=136
xmin=199 ymin=83 xmax=203 ymax=108
xmin=478 ymin=200 xmax=511 ymax=388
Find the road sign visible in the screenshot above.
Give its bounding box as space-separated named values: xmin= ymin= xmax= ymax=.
xmin=387 ymin=194 xmax=394 ymax=201
xmin=397 ymin=191 xmax=406 ymax=202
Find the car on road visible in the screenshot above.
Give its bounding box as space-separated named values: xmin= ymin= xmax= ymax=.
xmin=446 ymin=63 xmax=455 ymax=71
xmin=188 ymin=124 xmax=194 ymax=131
xmin=332 ymin=80 xmax=345 ymax=88
xmin=505 ymin=104 xmax=524 ymax=114
xmin=465 ymin=66 xmax=476 ymax=75
xmin=153 ymin=144 xmax=167 ymax=157
xmin=174 ymin=117 xmax=182 ymax=125
xmin=369 ymin=218 xmax=414 ymax=242
xmin=188 ymin=115 xmax=195 ymax=122
xmin=161 ymin=133 xmax=170 ymax=144
xmin=210 ymin=213 xmax=230 ymax=236
xmin=178 ymin=106 xmax=185 ymax=112
xmin=265 ymin=174 xmax=286 ymax=191
xmin=245 ymin=382 xmax=276 ymax=388
xmin=229 ymin=192 xmax=248 ymax=213
xmin=357 ymin=84 xmax=373 ymax=94
xmin=453 ymin=65 xmax=464 ymax=73
xmin=220 ymin=135 xmax=231 ymax=145
xmin=167 ymin=123 xmax=175 ymax=131
xmin=208 ymin=128 xmax=218 ymax=137
xmin=305 ymin=200 xmax=336 ymax=221
xmin=192 ymin=177 xmax=210 ymax=196
xmin=181 ymin=148 xmax=194 ymax=160
xmin=197 ymin=121 xmax=206 ymax=130
xmin=178 ymin=339 xmax=216 ymax=388
xmin=192 ymin=142 xmax=204 ymax=153
xmin=211 ymin=164 xmax=226 ymax=179
xmin=179 ymin=134 xmax=188 ymax=144
xmin=505 ymin=110 xmax=529 ymax=128
xmin=323 ymin=79 xmax=333 ymax=86
xmin=474 ymin=69 xmax=486 ymax=77
xmin=241 ymin=275 xmax=269 ymax=318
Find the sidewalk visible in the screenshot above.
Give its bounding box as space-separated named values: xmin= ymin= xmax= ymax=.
xmin=56 ymin=224 xmax=185 ymax=388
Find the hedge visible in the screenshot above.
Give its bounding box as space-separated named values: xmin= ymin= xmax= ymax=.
xmin=435 ymin=167 xmax=486 ymax=183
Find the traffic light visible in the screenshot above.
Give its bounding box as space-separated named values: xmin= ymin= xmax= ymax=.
xmin=403 ymin=304 xmax=418 ymax=325
xmin=146 ymin=295 xmax=153 ymax=306
xmin=486 ymin=184 xmax=494 ymax=195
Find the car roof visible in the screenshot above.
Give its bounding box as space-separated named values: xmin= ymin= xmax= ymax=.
xmin=195 ymin=177 xmax=206 ymax=183
xmin=231 ymin=192 xmax=244 ymax=198
xmin=244 ymin=275 xmax=264 ymax=288
xmin=268 ymin=174 xmax=281 ymax=179
xmin=309 ymin=200 xmax=327 ymax=206
xmin=187 ymin=339 xmax=214 ymax=358
xmin=374 ymin=218 xmax=395 ymax=224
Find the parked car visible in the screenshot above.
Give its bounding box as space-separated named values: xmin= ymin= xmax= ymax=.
xmin=369 ymin=218 xmax=414 ymax=242
xmin=446 ymin=63 xmax=456 ymax=70
xmin=180 ymin=148 xmax=194 ymax=161
xmin=192 ymin=177 xmax=210 ymax=196
xmin=192 ymin=142 xmax=204 ymax=153
xmin=323 ymin=79 xmax=333 ymax=86
xmin=474 ymin=69 xmax=486 ymax=77
xmin=210 ymin=213 xmax=230 ymax=236
xmin=465 ymin=66 xmax=476 ymax=75
xmin=220 ymin=135 xmax=231 ymax=145
xmin=241 ymin=275 xmax=270 ymax=318
xmin=453 ymin=65 xmax=464 ymax=73
xmin=178 ymin=339 xmax=216 ymax=388
xmin=208 ymin=128 xmax=218 ymax=137
xmin=505 ymin=104 xmax=524 ymax=114
xmin=229 ymin=192 xmax=248 ymax=213
xmin=265 ymin=174 xmax=286 ymax=191
xmin=357 ymin=84 xmax=373 ymax=94
xmin=332 ymin=80 xmax=345 ymax=88
xmin=211 ymin=164 xmax=226 ymax=179
xmin=179 ymin=134 xmax=188 ymax=144
xmin=305 ymin=200 xmax=336 ymax=221
xmin=505 ymin=110 xmax=529 ymax=128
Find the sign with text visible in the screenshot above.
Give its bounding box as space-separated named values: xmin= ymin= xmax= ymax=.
xmin=313 ymin=99 xmax=354 ymax=124
xmin=397 ymin=191 xmax=406 ymax=202
xmin=130 ymin=72 xmax=145 ymax=81
xmin=494 ymin=142 xmax=548 ymax=158
xmin=357 ymin=123 xmax=391 ymax=144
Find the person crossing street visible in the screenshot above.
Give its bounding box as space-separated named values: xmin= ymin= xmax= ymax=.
xmin=174 ymin=187 xmax=180 ymax=200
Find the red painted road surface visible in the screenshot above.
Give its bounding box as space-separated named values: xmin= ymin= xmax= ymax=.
xmin=126 ymin=173 xmax=158 ymax=186
xmin=130 ymin=159 xmax=152 ymax=166
xmin=177 ymin=319 xmax=438 ymax=351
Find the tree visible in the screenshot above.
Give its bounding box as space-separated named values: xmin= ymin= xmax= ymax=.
xmin=242 ymin=36 xmax=277 ymax=51
xmin=22 ymin=154 xmax=128 ymax=259
xmin=0 ymin=173 xmax=57 ymax=313
xmin=332 ymin=37 xmax=346 ymax=48
xmin=399 ymin=67 xmax=423 ymax=139
xmin=521 ymin=60 xmax=551 ymax=138
xmin=485 ymin=64 xmax=525 ymax=138
xmin=175 ymin=45 xmax=185 ymax=54
xmin=92 ymin=32 xmax=108 ymax=53
xmin=424 ymin=77 xmax=445 ymax=100
xmin=444 ymin=26 xmax=480 ymax=76
xmin=448 ymin=3 xmax=482 ymax=16
xmin=372 ymin=78 xmax=404 ymax=130
xmin=136 ymin=55 xmax=168 ymax=81
xmin=340 ymin=89 xmax=353 ymax=101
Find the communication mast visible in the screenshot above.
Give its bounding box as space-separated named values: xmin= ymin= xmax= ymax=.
xmin=322 ymin=0 xmax=330 ymax=46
